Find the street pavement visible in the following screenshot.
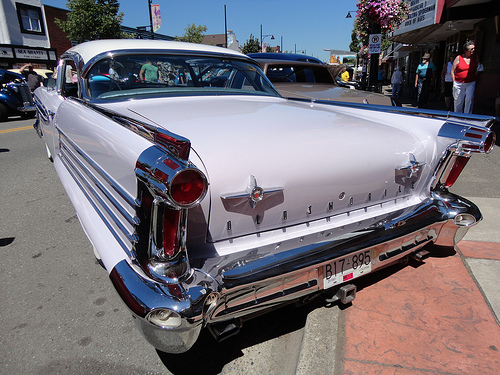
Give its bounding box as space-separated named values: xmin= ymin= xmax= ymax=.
xmin=1 ymin=104 xmax=499 ymax=374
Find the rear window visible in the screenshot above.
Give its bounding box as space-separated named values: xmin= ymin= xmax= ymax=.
xmin=266 ymin=65 xmax=335 ymax=84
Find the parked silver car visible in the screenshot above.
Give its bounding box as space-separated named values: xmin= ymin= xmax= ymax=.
xmin=34 ymin=39 xmax=495 ymax=353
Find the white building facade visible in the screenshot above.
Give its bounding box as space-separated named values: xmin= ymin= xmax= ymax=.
xmin=0 ymin=0 xmax=57 ymax=69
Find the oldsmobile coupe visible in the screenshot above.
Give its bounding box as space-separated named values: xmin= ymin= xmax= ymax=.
xmin=34 ymin=40 xmax=495 ymax=353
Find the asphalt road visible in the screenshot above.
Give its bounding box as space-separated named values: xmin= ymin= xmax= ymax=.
xmin=1 ymin=116 xmax=498 ymax=375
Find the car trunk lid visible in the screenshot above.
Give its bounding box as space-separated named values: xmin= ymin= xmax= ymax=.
xmin=103 ymin=96 xmax=431 ymax=243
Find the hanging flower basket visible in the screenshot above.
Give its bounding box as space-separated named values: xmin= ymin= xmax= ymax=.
xmin=354 ymin=0 xmax=410 ymax=41
xmin=357 ymin=45 xmax=369 ymax=58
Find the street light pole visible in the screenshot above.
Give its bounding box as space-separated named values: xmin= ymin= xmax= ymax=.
xmin=260 ymin=25 xmax=263 ymax=52
xmin=224 ymin=5 xmax=228 ymax=48
xmin=260 ymin=25 xmax=275 ymax=52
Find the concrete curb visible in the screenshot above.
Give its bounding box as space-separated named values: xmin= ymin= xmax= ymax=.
xmin=462 ymin=197 xmax=500 ymax=243
xmin=295 ymin=305 xmax=340 ymax=375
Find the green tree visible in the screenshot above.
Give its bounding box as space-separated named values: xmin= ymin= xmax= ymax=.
xmin=349 ymin=30 xmax=361 ymax=53
xmin=177 ymin=24 xmax=207 ymax=43
xmin=241 ymin=34 xmax=260 ymax=54
xmin=55 ymin=0 xmax=126 ymax=43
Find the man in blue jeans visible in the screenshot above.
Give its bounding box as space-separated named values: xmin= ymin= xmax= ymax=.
xmin=414 ymin=53 xmax=436 ymax=108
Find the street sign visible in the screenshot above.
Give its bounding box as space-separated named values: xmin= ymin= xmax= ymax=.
xmin=369 ymin=34 xmax=381 ymax=54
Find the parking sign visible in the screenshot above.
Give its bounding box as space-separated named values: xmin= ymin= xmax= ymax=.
xmin=369 ymin=34 xmax=381 ymax=54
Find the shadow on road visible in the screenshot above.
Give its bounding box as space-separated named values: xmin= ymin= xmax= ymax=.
xmin=156 ymin=300 xmax=314 ymax=375
xmin=0 ymin=237 xmax=15 ymax=246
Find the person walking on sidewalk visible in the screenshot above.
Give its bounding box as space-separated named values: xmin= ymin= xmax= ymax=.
xmin=451 ymin=41 xmax=481 ymax=113
xmin=441 ymin=51 xmax=458 ymax=111
xmin=19 ymin=63 xmax=42 ymax=91
xmin=414 ymin=53 xmax=436 ymax=108
xmin=391 ymin=66 xmax=403 ymax=99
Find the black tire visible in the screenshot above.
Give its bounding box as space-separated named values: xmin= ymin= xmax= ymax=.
xmin=21 ymin=111 xmax=36 ymax=120
xmin=0 ymin=103 xmax=9 ymax=122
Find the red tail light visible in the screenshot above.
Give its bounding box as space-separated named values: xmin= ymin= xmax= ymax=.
xmin=155 ymin=131 xmax=191 ymax=160
xmin=443 ymin=156 xmax=469 ymax=188
xmin=170 ymin=169 xmax=207 ymax=207
xmin=162 ymin=208 xmax=181 ymax=258
xmin=484 ymin=132 xmax=495 ymax=154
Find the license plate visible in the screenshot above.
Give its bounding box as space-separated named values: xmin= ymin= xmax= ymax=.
xmin=323 ymin=250 xmax=372 ymax=289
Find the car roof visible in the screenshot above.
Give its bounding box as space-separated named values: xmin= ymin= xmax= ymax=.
xmin=9 ymin=68 xmax=53 ymax=77
xmin=0 ymin=68 xmax=24 ymax=83
xmin=248 ymin=52 xmax=324 ymax=64
xmin=256 ymin=59 xmax=328 ymax=69
xmin=63 ymin=39 xmax=247 ymax=68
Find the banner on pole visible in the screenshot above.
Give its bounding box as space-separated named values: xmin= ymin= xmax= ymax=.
xmin=152 ymin=4 xmax=161 ymax=32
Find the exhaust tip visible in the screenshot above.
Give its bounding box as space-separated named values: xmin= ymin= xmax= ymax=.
xmin=454 ymin=213 xmax=476 ymax=227
xmin=208 ymin=318 xmax=242 ymax=342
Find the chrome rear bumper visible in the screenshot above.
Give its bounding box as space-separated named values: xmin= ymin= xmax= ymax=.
xmin=109 ymin=191 xmax=481 ymax=353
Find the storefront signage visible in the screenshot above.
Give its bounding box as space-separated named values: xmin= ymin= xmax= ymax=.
xmin=0 ymin=47 xmax=14 ymax=59
xmin=14 ymin=48 xmax=48 ymax=60
xmin=393 ymin=0 xmax=437 ymax=36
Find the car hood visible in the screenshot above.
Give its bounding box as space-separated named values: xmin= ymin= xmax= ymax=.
xmin=102 ymin=96 xmax=431 ymax=244
xmin=273 ymin=83 xmax=393 ymax=106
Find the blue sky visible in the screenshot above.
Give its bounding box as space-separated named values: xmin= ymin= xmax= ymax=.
xmin=41 ymin=0 xmax=359 ymax=62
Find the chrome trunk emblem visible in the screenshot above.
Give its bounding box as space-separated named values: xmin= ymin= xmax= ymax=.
xmin=220 ymin=176 xmax=284 ymax=223
xmin=395 ymin=153 xmax=426 ymax=187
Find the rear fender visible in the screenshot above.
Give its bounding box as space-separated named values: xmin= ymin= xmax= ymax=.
xmin=0 ymin=90 xmax=20 ymax=111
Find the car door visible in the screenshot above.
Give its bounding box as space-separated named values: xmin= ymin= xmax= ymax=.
xmin=35 ymin=59 xmax=78 ymax=159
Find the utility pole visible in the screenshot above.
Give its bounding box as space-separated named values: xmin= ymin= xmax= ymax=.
xmin=260 ymin=25 xmax=263 ymax=52
xmin=368 ymin=23 xmax=381 ymax=90
xmin=224 ymin=5 xmax=228 ymax=48
xmin=148 ymin=0 xmax=154 ymax=39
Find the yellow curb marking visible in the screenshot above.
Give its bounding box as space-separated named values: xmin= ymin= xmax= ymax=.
xmin=0 ymin=125 xmax=33 ymax=134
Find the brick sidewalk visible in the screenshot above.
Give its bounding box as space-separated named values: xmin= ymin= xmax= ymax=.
xmin=341 ymin=241 xmax=500 ymax=374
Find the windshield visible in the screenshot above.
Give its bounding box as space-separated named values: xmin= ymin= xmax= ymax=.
xmin=85 ymin=54 xmax=279 ymax=100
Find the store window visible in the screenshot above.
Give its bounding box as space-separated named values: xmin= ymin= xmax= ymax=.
xmin=16 ymin=3 xmax=45 ymax=35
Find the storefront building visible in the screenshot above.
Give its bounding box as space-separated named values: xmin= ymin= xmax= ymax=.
xmin=389 ymin=0 xmax=500 ymax=115
xmin=0 ymin=0 xmax=57 ymax=70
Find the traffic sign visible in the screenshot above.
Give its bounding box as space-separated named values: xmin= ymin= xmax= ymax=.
xmin=369 ymin=34 xmax=381 ymax=54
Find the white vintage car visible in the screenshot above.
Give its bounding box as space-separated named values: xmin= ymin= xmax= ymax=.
xmin=34 ymin=40 xmax=495 ymax=353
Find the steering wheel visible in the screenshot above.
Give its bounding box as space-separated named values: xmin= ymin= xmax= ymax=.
xmin=94 ymin=74 xmax=122 ymax=90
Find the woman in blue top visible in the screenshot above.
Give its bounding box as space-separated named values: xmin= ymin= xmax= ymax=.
xmin=414 ymin=53 xmax=436 ymax=108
